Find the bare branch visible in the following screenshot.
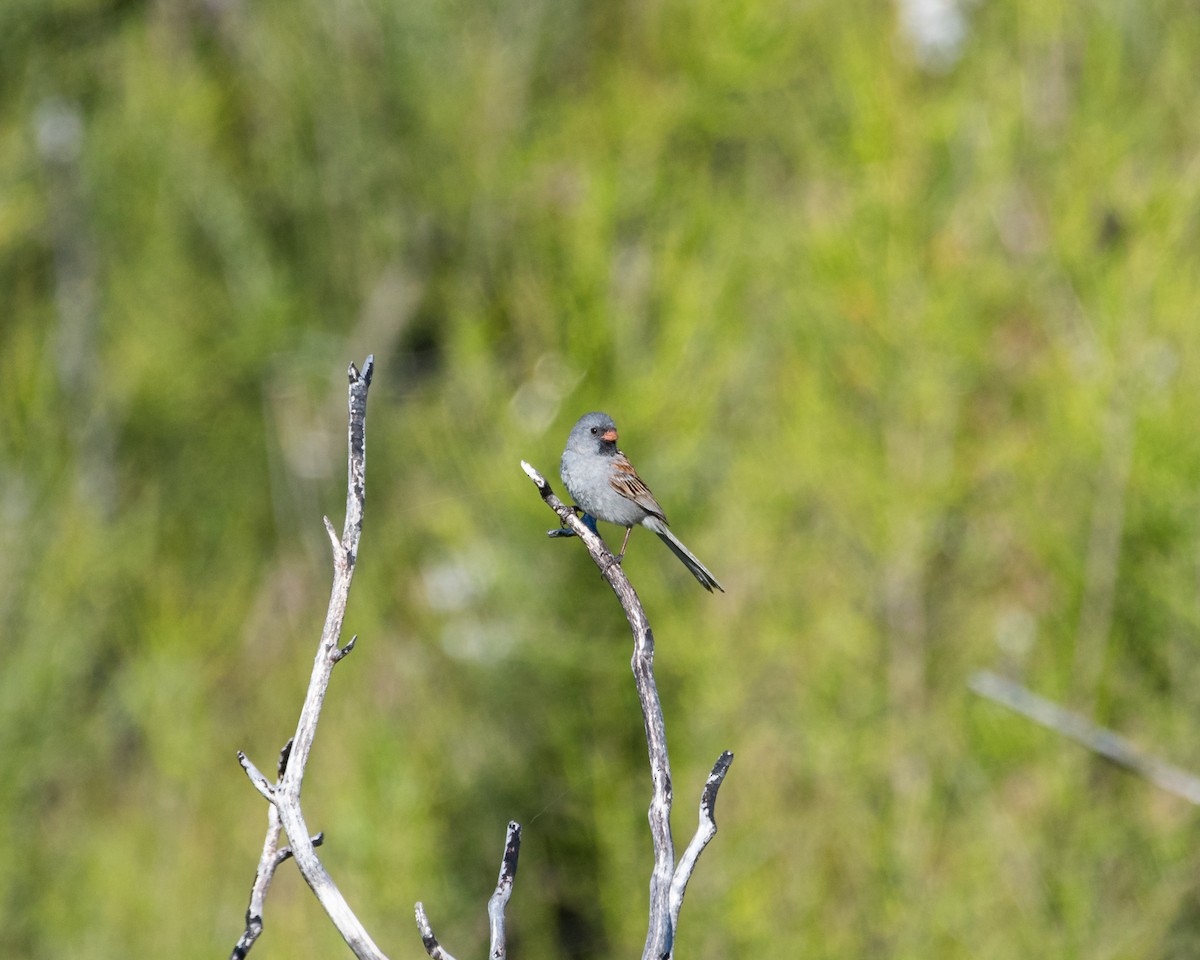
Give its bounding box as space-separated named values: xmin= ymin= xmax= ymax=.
xmin=521 ymin=459 xmax=733 ymax=960
xmin=333 ymin=634 xmax=358 ymax=663
xmin=230 ymin=803 xmax=282 ymax=960
xmin=231 ymin=742 xmax=319 ymax=959
xmin=231 ymin=821 xmax=326 ymax=960
xmin=970 ymin=670 xmax=1200 ymax=804
xmin=415 ymin=903 xmax=461 ymax=960
xmin=487 ymin=821 xmax=522 ymax=960
xmin=669 ymin=751 xmax=733 ymax=931
xmin=236 ymin=752 xmax=275 ymax=802
xmin=233 ymin=357 xmax=389 ymax=960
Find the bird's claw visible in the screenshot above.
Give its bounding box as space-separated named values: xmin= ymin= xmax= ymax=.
xmin=547 ymin=511 xmax=599 ymax=539
xmin=601 ymin=552 xmax=625 ymax=576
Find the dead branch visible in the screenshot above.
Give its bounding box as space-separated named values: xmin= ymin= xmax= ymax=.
xmin=520 ymin=459 xmax=733 ymax=960
xmin=232 ymin=357 xmax=389 ymax=960
xmin=232 ymin=741 xmax=325 ymax=959
xmin=970 ymin=670 xmax=1200 ymax=804
xmin=487 ymin=821 xmax=522 ymax=960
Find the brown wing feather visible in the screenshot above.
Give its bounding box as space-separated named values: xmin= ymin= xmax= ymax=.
xmin=610 ymin=452 xmax=669 ymax=523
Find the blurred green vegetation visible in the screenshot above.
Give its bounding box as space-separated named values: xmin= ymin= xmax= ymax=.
xmin=3 ymin=0 xmax=1200 ymax=956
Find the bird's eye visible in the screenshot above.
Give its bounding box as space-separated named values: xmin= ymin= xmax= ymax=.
xmin=590 ymin=427 xmax=598 ymax=435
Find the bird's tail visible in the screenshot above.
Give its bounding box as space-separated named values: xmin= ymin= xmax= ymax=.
xmin=643 ymin=517 xmax=725 ymax=593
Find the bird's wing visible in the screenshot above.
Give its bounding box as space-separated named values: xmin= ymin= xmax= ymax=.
xmin=609 ymin=451 xmax=669 ymax=523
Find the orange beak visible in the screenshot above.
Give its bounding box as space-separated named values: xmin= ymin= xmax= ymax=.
xmin=602 ymin=428 xmax=618 ymax=442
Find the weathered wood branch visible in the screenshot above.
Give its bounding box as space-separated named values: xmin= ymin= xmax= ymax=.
xmin=669 ymin=750 xmax=733 ymax=933
xmin=232 ymin=742 xmax=324 ymax=959
xmin=487 ymin=821 xmax=522 ymax=960
xmin=232 ymin=357 xmax=389 ymax=960
xmin=520 ymin=459 xmax=733 ymax=960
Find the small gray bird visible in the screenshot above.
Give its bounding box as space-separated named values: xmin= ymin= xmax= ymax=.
xmin=560 ymin=412 xmax=724 ymax=592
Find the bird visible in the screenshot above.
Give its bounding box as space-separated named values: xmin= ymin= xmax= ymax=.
xmin=559 ymin=411 xmax=724 ymax=592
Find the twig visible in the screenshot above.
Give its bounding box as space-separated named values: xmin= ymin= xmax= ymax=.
xmin=488 ymin=822 xmax=522 ymax=960
xmin=669 ymin=751 xmax=733 ymax=933
xmin=414 ymin=903 xmax=460 ymax=960
xmin=231 ymin=743 xmax=290 ymax=959
xmin=521 ymin=460 xmax=733 ymax=960
xmin=232 ymin=809 xmax=326 ymax=960
xmin=969 ymin=670 xmax=1200 ymax=804
xmin=233 ymin=358 xmax=389 ymax=960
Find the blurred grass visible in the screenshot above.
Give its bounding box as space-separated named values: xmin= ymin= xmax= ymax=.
xmin=3 ymin=0 xmax=1200 ymax=956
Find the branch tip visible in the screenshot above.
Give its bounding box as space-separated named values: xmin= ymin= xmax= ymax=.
xmin=520 ymin=460 xmax=556 ymax=503
xmin=238 ymin=753 xmax=275 ymax=802
xmin=333 ymin=634 xmax=357 ymax=662
xmin=415 ymin=902 xmax=460 ymax=960
xmin=710 ymin=749 xmax=734 ymax=782
xmin=487 ymin=821 xmax=522 ymax=960
xmin=349 ymin=355 xmax=374 ymax=385
xmin=702 ymin=751 xmax=734 ymax=819
xmin=500 ymin=820 xmax=522 ymax=881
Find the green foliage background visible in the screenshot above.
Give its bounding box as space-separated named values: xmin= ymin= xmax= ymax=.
xmin=3 ymin=0 xmax=1200 ymax=956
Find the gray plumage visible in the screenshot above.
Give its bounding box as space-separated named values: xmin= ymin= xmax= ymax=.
xmin=560 ymin=412 xmax=724 ymax=592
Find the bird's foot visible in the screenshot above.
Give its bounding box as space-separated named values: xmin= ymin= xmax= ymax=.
xmin=600 ymin=552 xmax=625 ymax=577
xmin=547 ymin=511 xmax=599 ymax=538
